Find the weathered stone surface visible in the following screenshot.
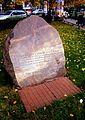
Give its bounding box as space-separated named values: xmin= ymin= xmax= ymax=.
xmin=3 ymin=15 xmax=65 ymax=88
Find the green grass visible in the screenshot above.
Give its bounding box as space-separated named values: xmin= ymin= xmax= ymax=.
xmin=0 ymin=22 xmax=85 ymax=120
xmin=52 ymin=22 xmax=85 ymax=89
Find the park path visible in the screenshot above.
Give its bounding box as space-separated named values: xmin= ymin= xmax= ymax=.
xmin=63 ymin=18 xmax=85 ymax=30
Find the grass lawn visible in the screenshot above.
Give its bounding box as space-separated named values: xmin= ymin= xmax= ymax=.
xmin=0 ymin=21 xmax=85 ymax=120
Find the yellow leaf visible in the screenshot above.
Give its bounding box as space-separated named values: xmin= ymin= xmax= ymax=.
xmin=4 ymin=96 xmax=8 ymax=99
xmin=64 ymin=94 xmax=67 ymax=97
xmin=32 ymin=110 xmax=35 ymax=113
xmin=73 ymin=79 xmax=75 ymax=82
xmin=13 ymin=101 xmax=17 ymax=104
xmin=44 ymin=106 xmax=46 ymax=110
xmin=70 ymin=113 xmax=74 ymax=117
xmin=15 ymin=89 xmax=18 ymax=92
xmin=82 ymin=68 xmax=85 ymax=71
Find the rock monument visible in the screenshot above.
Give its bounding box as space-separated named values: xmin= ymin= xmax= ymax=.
xmin=3 ymin=15 xmax=65 ymax=87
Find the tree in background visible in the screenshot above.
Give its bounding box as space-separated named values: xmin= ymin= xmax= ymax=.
xmin=1 ymin=0 xmax=85 ymax=11
xmin=2 ymin=0 xmax=12 ymax=10
xmin=64 ymin=0 xmax=85 ymax=7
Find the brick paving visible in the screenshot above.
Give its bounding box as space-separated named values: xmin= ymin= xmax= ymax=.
xmin=18 ymin=77 xmax=81 ymax=112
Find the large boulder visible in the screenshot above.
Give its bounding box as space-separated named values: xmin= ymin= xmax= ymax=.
xmin=3 ymin=15 xmax=65 ymax=88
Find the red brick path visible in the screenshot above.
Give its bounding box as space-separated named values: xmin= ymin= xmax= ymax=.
xmin=18 ymin=77 xmax=81 ymax=112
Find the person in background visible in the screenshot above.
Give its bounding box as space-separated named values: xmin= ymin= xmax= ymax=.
xmin=51 ymin=8 xmax=55 ymax=21
xmin=47 ymin=9 xmax=52 ymax=23
xmin=83 ymin=11 xmax=85 ymax=26
xmin=77 ymin=11 xmax=83 ymax=27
